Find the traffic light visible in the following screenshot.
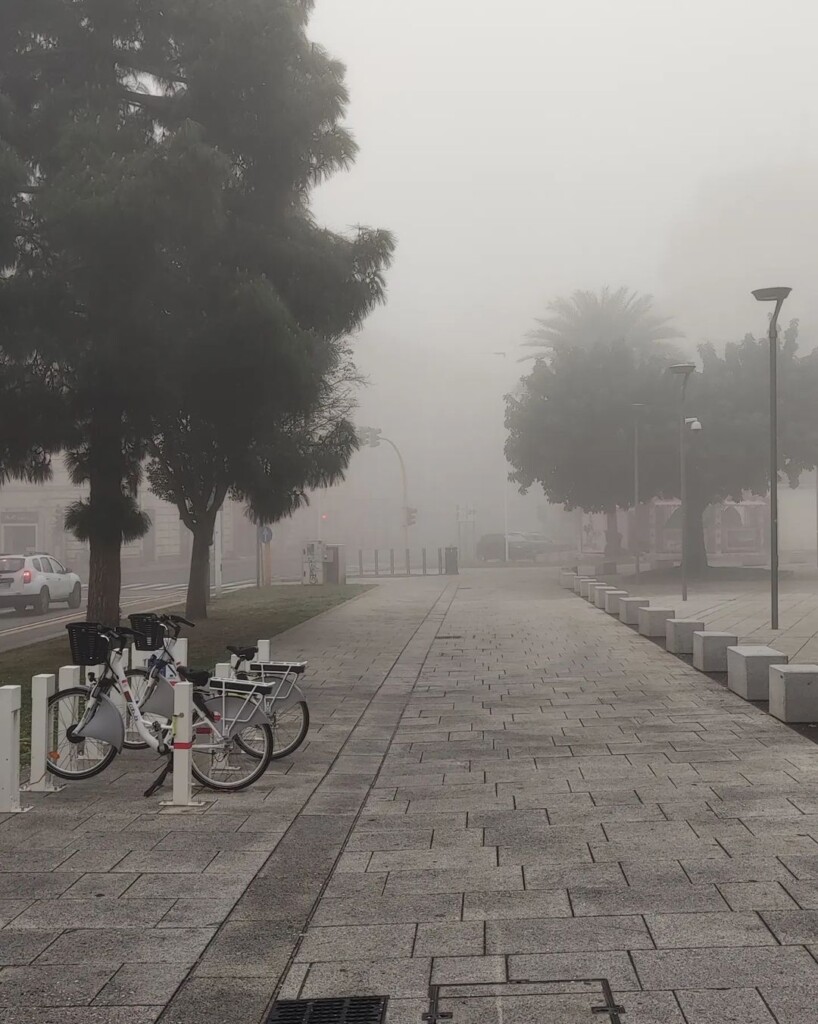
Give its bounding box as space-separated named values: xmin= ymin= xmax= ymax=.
xmin=405 ymin=507 xmax=418 ymax=527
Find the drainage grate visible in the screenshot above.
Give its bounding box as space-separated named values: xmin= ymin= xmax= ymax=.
xmin=267 ymin=997 xmax=389 ymax=1024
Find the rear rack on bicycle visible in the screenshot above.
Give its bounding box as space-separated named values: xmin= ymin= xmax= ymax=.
xmin=207 ymin=676 xmax=278 ymax=697
xmin=66 ymin=622 xmax=110 ymax=666
xmin=247 ymin=661 xmax=307 ymax=678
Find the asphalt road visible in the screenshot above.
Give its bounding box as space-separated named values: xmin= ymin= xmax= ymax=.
xmin=0 ymin=575 xmax=254 ymax=654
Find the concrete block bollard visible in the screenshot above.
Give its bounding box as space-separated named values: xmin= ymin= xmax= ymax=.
xmin=594 ymin=586 xmax=617 ymax=608
xmin=573 ymin=576 xmax=592 ymax=594
xmin=169 ymin=637 xmax=188 ymax=666
xmin=769 ymin=665 xmax=818 ymax=722
xmin=579 ymin=579 xmax=597 ymax=599
xmin=619 ymin=597 xmax=649 ymax=625
xmin=692 ymin=632 xmax=738 ymax=672
xmin=559 ymin=571 xmax=578 ymax=589
xmin=604 ymin=590 xmax=628 ymax=615
xmin=0 ymin=686 xmax=29 ymax=813
xmin=666 ymin=619 xmax=705 ymax=655
xmin=587 ymin=582 xmax=609 ymax=603
xmin=728 ymin=646 xmax=788 ymax=701
xmin=638 ymin=607 xmax=677 ymax=638
xmin=24 ymin=674 xmax=62 ymax=794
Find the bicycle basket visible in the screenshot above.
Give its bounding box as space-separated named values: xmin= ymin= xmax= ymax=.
xmin=128 ymin=614 xmax=166 ymax=651
xmin=66 ymin=622 xmax=110 ymax=667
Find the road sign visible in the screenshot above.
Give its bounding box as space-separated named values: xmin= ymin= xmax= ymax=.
xmin=260 ymin=526 xmax=273 ymax=544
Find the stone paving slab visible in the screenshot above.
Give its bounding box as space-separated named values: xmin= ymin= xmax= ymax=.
xmin=9 ymin=567 xmax=818 ymax=1021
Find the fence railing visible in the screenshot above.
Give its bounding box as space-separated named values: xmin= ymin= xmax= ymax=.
xmin=349 ymin=547 xmax=458 ymax=578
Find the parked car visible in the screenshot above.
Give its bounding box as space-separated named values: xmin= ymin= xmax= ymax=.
xmin=0 ymin=554 xmax=82 ymax=614
xmin=476 ymin=533 xmax=536 ymax=562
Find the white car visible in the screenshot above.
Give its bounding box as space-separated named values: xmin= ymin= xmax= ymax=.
xmin=0 ymin=554 xmax=83 ymax=614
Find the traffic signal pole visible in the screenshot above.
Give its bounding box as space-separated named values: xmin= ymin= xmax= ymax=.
xmin=381 ymin=437 xmax=410 ymax=552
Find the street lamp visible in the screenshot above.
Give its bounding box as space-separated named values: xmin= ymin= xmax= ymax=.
xmin=357 ymin=426 xmax=411 ymax=552
xmin=632 ymin=404 xmax=646 ymax=578
xmin=752 ymin=286 xmax=791 ymax=630
xmin=668 ymin=363 xmax=697 ymax=601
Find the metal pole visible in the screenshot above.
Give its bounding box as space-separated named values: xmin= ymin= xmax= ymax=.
xmin=680 ymin=380 xmax=689 ymax=602
xmin=770 ymin=314 xmax=780 ymax=630
xmin=633 ymin=407 xmax=641 ymax=579
xmin=405 ymin=548 xmax=410 ymax=575
xmin=358 ymin=549 xmax=364 ymax=578
xmin=503 ymin=484 xmax=510 ymax=563
xmin=214 ymin=509 xmax=223 ymax=599
xmin=381 ymin=438 xmax=409 ymax=553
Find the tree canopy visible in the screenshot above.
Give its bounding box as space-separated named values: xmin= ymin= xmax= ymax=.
xmin=508 ymin=287 xmax=818 ymax=572
xmin=0 ymin=0 xmax=394 ymax=620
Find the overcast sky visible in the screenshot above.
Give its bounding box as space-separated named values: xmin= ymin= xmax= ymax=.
xmin=306 ymin=0 xmax=818 ymax=537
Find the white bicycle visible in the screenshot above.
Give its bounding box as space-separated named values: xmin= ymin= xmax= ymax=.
xmin=47 ymin=622 xmax=275 ymax=791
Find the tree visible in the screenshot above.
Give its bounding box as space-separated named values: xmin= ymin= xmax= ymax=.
xmin=515 ymin=288 xmax=682 ymax=554
xmin=524 ymin=287 xmax=682 ymax=356
xmin=507 ymin=313 xmax=818 ymax=574
xmin=0 ymin=0 xmax=393 ymax=622
xmin=506 ymin=340 xmax=680 ymax=554
xmin=131 ymin=1 xmax=394 ymax=618
xmin=0 ymin=1 xmax=205 ymax=622
xmin=680 ymin=321 xmax=818 ymax=571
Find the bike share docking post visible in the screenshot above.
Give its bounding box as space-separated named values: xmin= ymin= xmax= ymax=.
xmin=0 ymin=686 xmax=30 ymax=813
xmin=257 ymin=639 xmax=273 ymax=662
xmin=23 ymin=674 xmax=62 ymax=794
xmin=169 ymin=637 xmax=188 ymax=667
xmin=160 ymin=681 xmax=206 ymax=809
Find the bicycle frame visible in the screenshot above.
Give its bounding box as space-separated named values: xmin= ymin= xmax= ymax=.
xmin=72 ymin=646 xmax=171 ymax=754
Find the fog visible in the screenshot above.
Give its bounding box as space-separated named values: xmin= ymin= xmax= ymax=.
xmin=292 ymin=0 xmax=818 ymax=552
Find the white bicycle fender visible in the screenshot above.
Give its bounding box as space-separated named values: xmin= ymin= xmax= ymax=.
xmin=72 ymin=692 xmax=125 ymax=752
xmin=268 ymin=684 xmax=306 ymax=713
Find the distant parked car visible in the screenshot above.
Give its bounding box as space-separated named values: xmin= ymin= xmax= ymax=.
xmin=0 ymin=554 xmax=82 ymax=614
xmin=476 ymin=533 xmax=536 ymax=562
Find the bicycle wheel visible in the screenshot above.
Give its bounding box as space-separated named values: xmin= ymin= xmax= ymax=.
xmin=122 ymin=668 xmax=154 ymax=750
xmin=190 ymin=716 xmax=274 ymax=791
xmin=238 ymin=700 xmax=309 ymax=760
xmin=46 ymin=687 xmax=118 ymax=780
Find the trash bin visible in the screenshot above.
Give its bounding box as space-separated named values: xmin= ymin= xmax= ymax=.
xmin=444 ymin=546 xmax=459 ymax=575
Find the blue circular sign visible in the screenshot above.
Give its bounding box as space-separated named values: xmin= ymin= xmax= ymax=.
xmin=260 ymin=526 xmax=273 ymax=544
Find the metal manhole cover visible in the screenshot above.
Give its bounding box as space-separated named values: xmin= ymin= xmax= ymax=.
xmin=426 ymin=979 xmax=624 ymax=1023
xmin=267 ymin=997 xmax=389 ymax=1024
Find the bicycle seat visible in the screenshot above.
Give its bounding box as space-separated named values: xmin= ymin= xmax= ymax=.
xmin=177 ymin=666 xmax=212 ymax=688
xmin=227 ymin=644 xmax=258 ymax=661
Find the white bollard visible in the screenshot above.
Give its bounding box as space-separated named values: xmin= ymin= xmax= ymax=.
xmin=215 ymin=662 xmax=232 ymax=679
xmin=0 ymin=686 xmax=29 ymax=813
xmin=23 ymin=674 xmax=62 ymax=793
xmin=170 ymin=637 xmax=188 ymax=666
xmin=160 ymin=681 xmax=205 ymax=809
xmin=257 ymin=639 xmax=273 ymax=663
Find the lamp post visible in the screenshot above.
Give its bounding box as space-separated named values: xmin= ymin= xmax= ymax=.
xmin=632 ymin=403 xmax=646 ymax=579
xmin=358 ymin=427 xmax=411 ymax=552
xmin=668 ymin=364 xmax=697 ymax=601
xmin=752 ymin=286 xmax=792 ymax=631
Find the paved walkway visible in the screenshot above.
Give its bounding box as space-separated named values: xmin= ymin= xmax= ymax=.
xmin=4 ymin=570 xmax=818 ymax=1023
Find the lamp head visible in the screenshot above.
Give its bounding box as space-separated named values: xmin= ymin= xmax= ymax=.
xmin=752 ymin=287 xmax=792 ymax=303
xmin=668 ymin=363 xmax=696 ymax=377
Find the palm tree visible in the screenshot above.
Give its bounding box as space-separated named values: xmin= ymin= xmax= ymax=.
xmin=523 ymin=287 xmax=682 ymax=557
xmin=524 ymin=287 xmax=681 ymax=357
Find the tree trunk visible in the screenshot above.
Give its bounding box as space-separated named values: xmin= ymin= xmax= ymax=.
xmin=86 ymin=408 xmax=124 ymax=625
xmin=604 ymin=508 xmax=621 ymax=557
xmin=685 ymin=496 xmax=709 ymax=576
xmin=186 ymin=522 xmax=212 ymax=621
